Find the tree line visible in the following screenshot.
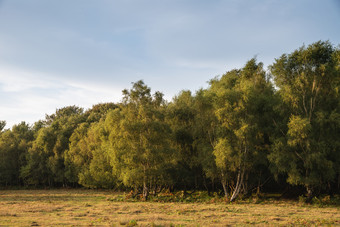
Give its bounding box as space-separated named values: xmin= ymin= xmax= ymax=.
xmin=1 ymin=41 xmax=339 ymax=201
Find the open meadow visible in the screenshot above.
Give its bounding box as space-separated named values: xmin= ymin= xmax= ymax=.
xmin=0 ymin=189 xmax=339 ymax=226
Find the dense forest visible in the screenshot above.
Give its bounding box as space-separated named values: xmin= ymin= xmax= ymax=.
xmin=1 ymin=41 xmax=339 ymax=202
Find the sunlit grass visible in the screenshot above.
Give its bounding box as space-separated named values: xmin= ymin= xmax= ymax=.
xmin=0 ymin=189 xmax=339 ymax=226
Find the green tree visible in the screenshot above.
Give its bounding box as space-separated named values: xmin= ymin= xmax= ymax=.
xmin=167 ymin=90 xmax=201 ymax=190
xmin=210 ymin=59 xmax=274 ymax=201
xmin=269 ymin=41 xmax=340 ymax=199
xmin=64 ymin=122 xmax=91 ymax=185
xmin=65 ymin=121 xmax=116 ymax=188
xmin=0 ymin=122 xmax=33 ymax=186
xmin=193 ymin=89 xmax=220 ymax=193
xmin=107 ymin=81 xmax=172 ymax=200
xmin=64 ymin=103 xmax=117 ymax=187
xmin=21 ymin=106 xmax=85 ymax=186
xmin=167 ymin=89 xmax=219 ymax=192
xmin=20 ymin=126 xmax=55 ymax=186
xmin=0 ymin=121 xmax=6 ymax=132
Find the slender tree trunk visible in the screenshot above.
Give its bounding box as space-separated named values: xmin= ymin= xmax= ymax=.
xmin=221 ymin=176 xmax=228 ymax=199
xmin=230 ymin=168 xmax=245 ymax=202
xmin=243 ymin=172 xmax=249 ymax=193
xmin=203 ymin=177 xmax=210 ymax=195
xmin=143 ymin=181 xmax=149 ymax=201
xmin=212 ymin=179 xmax=215 ymax=193
xmin=230 ymin=143 xmax=247 ymax=202
xmin=257 ymin=171 xmax=262 ymax=195
xmin=306 ymin=185 xmax=313 ymax=203
xmin=142 ymin=167 xmax=149 ymax=201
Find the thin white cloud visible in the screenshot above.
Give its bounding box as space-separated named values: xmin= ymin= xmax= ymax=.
xmin=0 ymin=67 xmax=62 ymax=92
xmin=0 ymin=66 xmax=124 ymax=128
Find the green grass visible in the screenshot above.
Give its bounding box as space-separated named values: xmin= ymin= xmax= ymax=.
xmin=0 ymin=189 xmax=339 ymax=226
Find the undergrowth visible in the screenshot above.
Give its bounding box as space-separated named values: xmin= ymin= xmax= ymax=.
xmin=107 ymin=190 xmax=340 ymax=206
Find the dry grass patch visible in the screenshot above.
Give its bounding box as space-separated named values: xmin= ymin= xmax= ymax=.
xmin=0 ymin=189 xmax=339 ymax=226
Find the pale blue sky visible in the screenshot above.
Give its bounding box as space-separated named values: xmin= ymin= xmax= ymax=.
xmin=1 ymin=0 xmax=340 ymax=128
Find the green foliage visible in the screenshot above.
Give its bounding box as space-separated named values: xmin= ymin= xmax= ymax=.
xmin=0 ymin=121 xmax=6 ymax=132
xmin=209 ymin=58 xmax=274 ymax=200
xmin=167 ymin=90 xmax=202 ymax=189
xmin=213 ymin=138 xmax=234 ymax=172
xmin=64 ymin=103 xmax=118 ymax=188
xmin=107 ymin=80 xmax=173 ymax=199
xmin=0 ymin=122 xmax=33 ymax=186
xmin=0 ymin=41 xmax=339 ymax=201
xmin=20 ymin=106 xmax=85 ymax=186
xmin=85 ymin=102 xmax=117 ymax=123
xmin=269 ymin=41 xmax=340 ymax=196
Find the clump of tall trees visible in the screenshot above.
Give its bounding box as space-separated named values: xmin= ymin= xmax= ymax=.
xmin=0 ymin=41 xmax=339 ymax=201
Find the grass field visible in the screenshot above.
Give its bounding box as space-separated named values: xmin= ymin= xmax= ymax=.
xmin=0 ymin=189 xmax=339 ymax=226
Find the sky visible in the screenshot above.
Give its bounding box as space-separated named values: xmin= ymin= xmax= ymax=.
xmin=0 ymin=0 xmax=340 ymax=129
